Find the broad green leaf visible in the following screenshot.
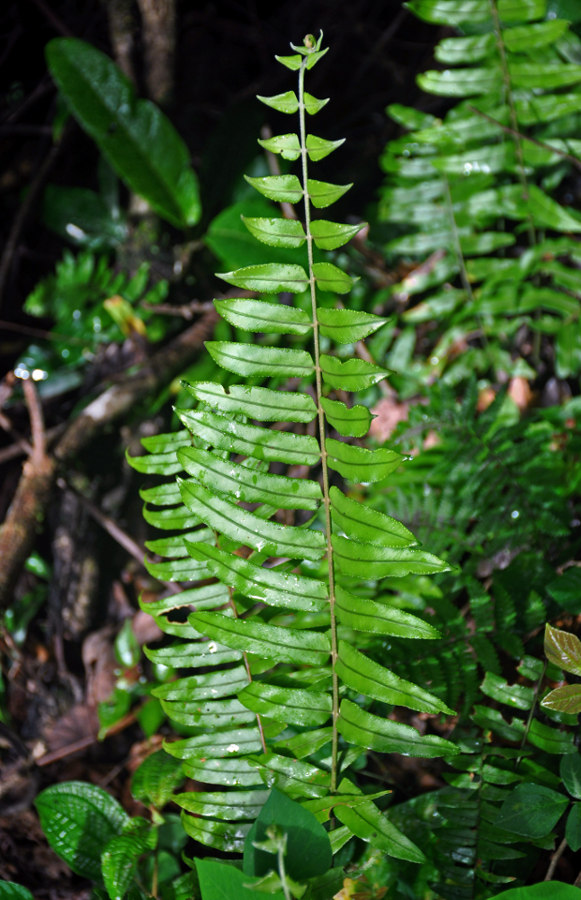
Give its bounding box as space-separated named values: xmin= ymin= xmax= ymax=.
xmin=387 ymin=103 xmax=437 ymax=130
xmin=131 ymin=749 xmax=184 ymax=808
xmin=247 ymin=752 xmax=330 ymax=798
xmin=304 ymin=92 xmax=329 ymax=114
xmin=306 ymin=134 xmax=345 ymax=160
xmin=561 ymin=755 xmax=581 ymax=800
xmin=496 ymin=883 xmax=581 ymax=899
xmin=102 ymin=828 xmax=156 ymax=900
xmin=196 ymin=858 xmax=285 ymax=900
xmin=161 ymin=696 xmax=255 ymax=729
xmin=142 ymin=502 xmax=201 ymax=531
xmin=337 ymin=698 xmax=458 ymax=757
xmin=144 ymin=554 xmax=208 ymax=583
xmin=205 ymin=341 xmax=313 ymax=378
xmin=337 ymin=641 xmax=454 ymax=714
xmin=509 ymin=62 xmax=581 ymax=90
xmin=257 ymin=133 xmax=301 ymax=160
xmin=0 ymin=886 xmax=34 ymax=899
xmin=542 ymin=684 xmax=581 ymax=715
xmin=307 ymin=178 xmax=352 ymax=208
xmin=245 ymin=174 xmax=303 ymax=203
xmin=183 ymin=813 xmax=251 ymax=853
xmin=496 ymin=783 xmax=568 ymax=838
xmin=144 ymin=639 xmax=241 ymax=669
xmin=182 ymin=381 xmax=317 ymax=423
xmin=217 ymin=263 xmax=309 ymax=294
xmin=244 ymin=788 xmax=332 ymax=881
xmin=145 ymin=527 xmax=212 ymax=558
xmin=334 ymin=790 xmax=424 ymax=863
xmin=310 ymin=219 xmax=362 ymax=249
xmin=179 ymin=446 xmax=322 ymax=509
xmin=46 ymin=39 xmax=199 ymax=228
xmin=185 ymin=542 xmax=328 ymax=612
xmin=318 ymin=307 xmax=388 ymax=343
xmin=257 ymin=91 xmax=299 ymax=113
xmin=566 ymin=803 xmax=581 ymax=852
xmin=239 ymin=683 xmax=332 ymax=726
xmin=326 ymin=438 xmax=403 ymax=483
xmin=275 ymin=727 xmax=333 ymax=759
xmin=330 ymin=485 xmax=415 ymax=547
xmin=182 ymin=756 xmax=263 ymax=787
xmin=515 ymin=92 xmax=581 ymax=126
xmin=176 ymin=788 xmax=268 ymax=821
xmin=320 ymin=355 xmax=391 ymax=390
xmin=165 ymin=726 xmax=264 ymax=760
xmin=480 ymin=672 xmax=535 ymax=710
xmin=139 ymin=581 xmax=229 ymax=616
xmin=418 ymin=68 xmax=503 ymax=97
xmin=215 ymin=297 xmax=311 ymax=334
xmin=153 ymin=666 xmax=249 ymax=702
xmin=178 ymin=408 xmax=319 ymax=465
xmin=435 ymin=33 xmax=496 ymax=64
xmin=179 ymin=480 xmax=326 ymax=560
xmin=241 ymin=216 xmax=306 ymax=247
xmin=35 ymin=781 xmax=129 ymax=881
xmin=406 ymin=0 xmax=546 ymax=24
xmin=333 ymin=534 xmax=452 ymax=577
xmin=321 ymin=397 xmax=371 ymax=437
xmin=189 ymin=610 xmax=330 ymax=665
xmin=504 ymin=19 xmax=569 ymax=51
xmin=545 ymin=624 xmax=581 ymax=677
xmin=313 ymin=262 xmax=354 ymax=294
xmin=335 ymin=586 xmax=442 ymax=641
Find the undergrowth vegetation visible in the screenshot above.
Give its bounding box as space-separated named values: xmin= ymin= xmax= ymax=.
xmin=2 ymin=2 xmax=581 ymax=899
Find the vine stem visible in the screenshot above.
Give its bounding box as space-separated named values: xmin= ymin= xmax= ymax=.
xmin=298 ymin=54 xmax=340 ymax=793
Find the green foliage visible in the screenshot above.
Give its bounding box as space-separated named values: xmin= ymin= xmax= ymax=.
xmin=378 ymin=0 xmax=581 ymax=388
xmin=130 ymin=31 xmax=457 ymax=868
xmin=16 ymin=249 xmax=168 ymax=388
xmin=46 ymin=38 xmax=201 ymax=229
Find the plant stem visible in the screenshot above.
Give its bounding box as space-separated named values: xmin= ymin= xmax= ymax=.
xmin=298 ymin=54 xmax=340 ymax=793
xmin=545 ymin=835 xmax=568 ymax=881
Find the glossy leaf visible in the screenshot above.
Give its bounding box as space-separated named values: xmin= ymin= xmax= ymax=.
xmin=244 ymin=174 xmax=303 ymax=203
xmin=131 ymin=749 xmax=184 ymax=808
xmin=334 ymin=586 xmax=442 ymax=641
xmin=241 ymin=215 xmax=306 ymax=247
xmin=247 ymin=752 xmax=330 ymax=798
xmin=239 ymin=682 xmax=332 ymax=726
xmin=334 ymin=791 xmax=425 ymax=863
xmin=179 ymin=446 xmax=322 ymax=509
xmin=338 ymin=698 xmax=458 ymax=757
xmin=35 ymin=781 xmax=129 ymax=881
xmin=320 ymin=355 xmax=391 ymax=390
xmin=321 ymin=397 xmax=371 ymax=437
xmin=205 ymin=341 xmax=313 ymax=378
xmin=544 ymin=624 xmax=581 ymax=677
xmin=257 ymin=91 xmax=299 ymax=113
xmin=542 ymin=684 xmax=581 ymax=715
xmin=46 ymin=39 xmax=200 ymax=228
xmin=214 ymin=297 xmax=311 ymax=334
xmin=330 ymin=485 xmax=415 ymax=547
xmin=566 ymin=803 xmax=581 ymax=853
xmin=317 ymin=307 xmax=388 ymax=343
xmin=561 ymin=755 xmax=581 ymax=800
xmin=189 ymin=611 xmax=330 ymax=665
xmin=185 ymin=541 xmax=328 ymax=612
xmin=496 ymin=783 xmax=568 ymax=838
xmin=307 ymin=178 xmax=352 ymax=208
xmin=326 ymin=438 xmax=403 ymax=483
xmin=196 ymin=858 xmax=285 ymax=900
xmin=0 ymin=886 xmax=34 ymax=899
xmin=312 ymin=261 xmax=354 ymax=293
xmin=179 ymin=480 xmax=326 ymax=559
xmin=309 ymin=219 xmax=362 ymax=249
xmin=306 ymin=134 xmax=345 ymax=160
xmin=217 ymin=263 xmax=308 ymax=294
xmin=182 ymin=381 xmax=317 ymax=423
xmin=102 ymin=827 xmax=156 ymax=900
xmin=257 ymin=132 xmax=301 ymax=160
xmin=337 ymin=641 xmax=454 ymax=713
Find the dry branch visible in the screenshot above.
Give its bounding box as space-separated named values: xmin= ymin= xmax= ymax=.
xmin=0 ymin=307 xmax=217 ymax=610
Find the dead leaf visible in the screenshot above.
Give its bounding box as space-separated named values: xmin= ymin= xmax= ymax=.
xmin=369 ymin=396 xmax=409 ymax=442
